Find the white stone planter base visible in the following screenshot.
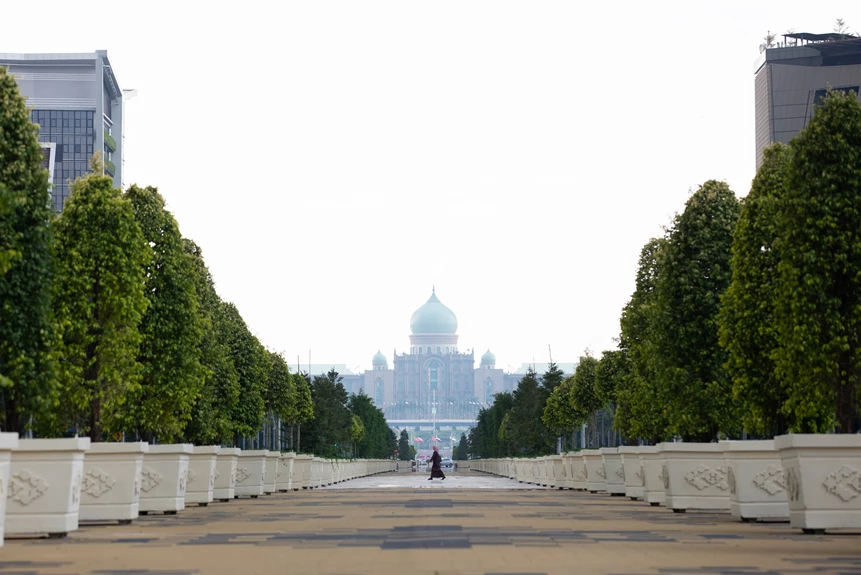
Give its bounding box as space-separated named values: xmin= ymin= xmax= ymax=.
xmin=601 ymin=448 xmax=626 ymax=496
xmin=235 ymin=450 xmax=268 ymax=498
xmin=277 ymin=453 xmax=295 ymax=492
xmin=641 ymin=447 xmax=665 ymax=506
xmin=582 ymin=450 xmax=606 ymax=493
xmin=659 ymin=443 xmax=731 ymax=513
xmin=722 ymin=440 xmax=789 ymax=523
xmin=0 ymin=433 xmax=20 ymax=544
xmin=264 ymin=453 xmax=280 ymax=494
xmin=6 ymin=437 xmax=90 ymax=537
xmin=619 ymin=447 xmax=644 ymax=500
xmin=775 ymin=434 xmax=861 ymax=533
xmin=80 ymin=442 xmax=148 ymax=523
xmin=139 ymin=444 xmax=192 ymax=514
xmin=213 ymin=448 xmax=240 ymax=502
xmin=186 ymin=446 xmax=220 ymax=507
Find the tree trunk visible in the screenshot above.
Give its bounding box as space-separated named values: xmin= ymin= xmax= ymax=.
xmin=5 ymin=398 xmax=20 ymax=435
xmin=836 ymin=357 xmax=858 ymax=433
xmin=89 ymin=396 xmax=102 ymax=443
xmin=297 ymin=423 xmax=301 ymax=453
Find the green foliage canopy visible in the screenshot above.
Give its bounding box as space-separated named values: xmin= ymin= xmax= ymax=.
xmin=653 ymin=180 xmax=740 ymax=441
xmin=775 ymin=89 xmax=861 ymax=433
xmin=719 ymin=144 xmax=794 ymax=437
xmin=51 ymin=166 xmax=149 ymax=441
xmin=0 ymin=67 xmax=57 ymax=432
xmin=125 ymin=185 xmax=204 ymax=442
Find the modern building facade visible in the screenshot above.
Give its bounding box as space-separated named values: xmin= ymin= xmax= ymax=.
xmin=330 ymin=289 xmax=576 ymax=446
xmin=754 ymin=32 xmax=861 ymax=168
xmin=0 ymin=51 xmax=131 ymax=211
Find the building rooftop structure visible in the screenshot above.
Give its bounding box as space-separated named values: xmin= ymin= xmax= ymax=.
xmin=753 ymin=31 xmax=861 ymax=167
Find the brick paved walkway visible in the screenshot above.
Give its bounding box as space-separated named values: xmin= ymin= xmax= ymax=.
xmin=3 ymin=472 xmax=859 ymax=575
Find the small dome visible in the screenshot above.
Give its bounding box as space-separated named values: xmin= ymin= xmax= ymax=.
xmin=481 ymin=349 xmax=496 ymax=365
xmin=372 ymin=350 xmax=387 ymax=366
xmin=409 ymin=289 xmax=458 ymax=334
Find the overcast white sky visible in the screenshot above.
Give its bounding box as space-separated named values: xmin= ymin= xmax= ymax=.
xmin=4 ymin=2 xmax=858 ymax=374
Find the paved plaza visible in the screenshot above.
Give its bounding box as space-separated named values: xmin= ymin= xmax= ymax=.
xmin=2 ymin=471 xmax=859 ymax=575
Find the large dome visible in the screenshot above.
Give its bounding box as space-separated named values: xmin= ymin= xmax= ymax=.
xmin=410 ymin=289 xmax=458 ymax=334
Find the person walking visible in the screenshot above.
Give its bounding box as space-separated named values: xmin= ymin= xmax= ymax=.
xmin=428 ymin=445 xmax=446 ymax=481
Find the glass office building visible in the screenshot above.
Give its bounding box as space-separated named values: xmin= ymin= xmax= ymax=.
xmin=0 ymin=51 xmax=130 ymax=211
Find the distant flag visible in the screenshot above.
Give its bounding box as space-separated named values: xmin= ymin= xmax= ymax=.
xmin=414 ymin=437 xmax=424 ymax=443
xmin=432 ymin=436 xmax=441 ymax=442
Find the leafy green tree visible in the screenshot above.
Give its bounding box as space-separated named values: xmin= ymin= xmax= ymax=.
xmin=286 ymin=371 xmax=314 ymax=451
xmin=0 ymin=67 xmax=57 ymax=432
xmin=540 ymin=362 xmax=566 ymax=392
xmin=654 ymin=181 xmax=740 ymax=441
xmin=595 ymin=349 xmax=629 ymax=443
xmin=719 ymin=144 xmax=793 ymax=437
xmin=51 ymin=164 xmax=149 ymax=440
xmin=507 ymin=368 xmax=553 ymax=455
xmin=181 ymin=239 xmax=240 ymax=445
xmin=775 ymin=89 xmax=861 ymax=433
xmin=470 ymin=391 xmax=514 ymax=457
xmin=570 ymin=353 xmax=602 ymax=447
xmin=618 ymin=238 xmax=670 ymax=443
xmin=349 ymin=414 xmax=365 ymax=456
xmin=221 ymin=302 xmax=268 ymax=442
xmin=124 ymin=185 xmax=204 ymax=442
xmin=348 ymin=391 xmax=391 ymax=458
xmin=542 ymin=376 xmax=583 ymax=450
xmin=302 ymin=369 xmax=351 ymax=457
xmin=264 ymin=351 xmax=295 ymax=422
xmin=454 ymin=432 xmax=469 ymax=460
xmin=398 ymin=428 xmax=411 ymax=460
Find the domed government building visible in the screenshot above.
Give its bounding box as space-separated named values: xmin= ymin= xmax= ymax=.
xmin=330 ymin=289 xmax=577 ymax=449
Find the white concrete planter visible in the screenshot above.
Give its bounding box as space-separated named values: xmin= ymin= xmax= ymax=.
xmin=214 ymin=448 xmax=240 ymax=502
xmin=775 ymin=434 xmax=861 ymax=533
xmin=264 ymin=451 xmax=280 ymax=494
xmin=721 ymin=440 xmax=788 ymax=522
xmin=582 ymin=449 xmax=606 ymax=493
xmin=0 ymin=432 xmax=19 ymax=545
xmin=311 ymin=457 xmax=324 ymax=489
xmin=277 ymin=452 xmax=295 ymax=492
xmin=294 ymin=454 xmax=312 ymax=489
xmin=7 ymin=437 xmax=90 ymax=537
xmin=186 ymin=446 xmax=220 ymax=507
xmin=601 ymin=447 xmax=626 ymax=496
xmin=640 ymin=446 xmax=664 ymax=506
xmin=569 ymin=452 xmax=587 ymax=491
xmin=557 ymin=454 xmax=572 ymax=489
xmin=235 ymin=450 xmax=268 ymax=498
xmin=619 ymin=446 xmax=644 ymax=500
xmin=80 ymin=442 xmax=148 ymax=523
xmin=658 ymin=442 xmax=730 ymax=513
xmin=139 ymin=444 xmax=192 ymax=515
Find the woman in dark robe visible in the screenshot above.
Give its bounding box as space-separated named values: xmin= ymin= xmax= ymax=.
xmin=429 ymin=445 xmax=446 ymax=481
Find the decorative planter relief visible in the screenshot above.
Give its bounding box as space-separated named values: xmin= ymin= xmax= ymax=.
xmin=775 ymin=434 xmax=861 ymax=533
xmin=80 ymin=442 xmax=148 ymax=523
xmin=0 ymin=432 xmax=20 ymax=546
xmin=6 ymin=437 xmax=91 ymax=537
